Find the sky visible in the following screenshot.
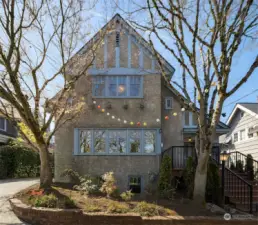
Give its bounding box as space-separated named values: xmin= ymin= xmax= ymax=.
xmin=1 ymin=0 xmax=257 ymax=124
xmin=87 ymin=1 xmax=258 ymax=123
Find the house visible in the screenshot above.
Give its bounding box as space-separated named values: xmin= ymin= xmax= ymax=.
xmin=54 ymin=14 xmax=229 ymax=193
xmin=0 ymin=116 xmax=18 ymax=145
xmin=220 ymin=103 xmax=258 ymax=160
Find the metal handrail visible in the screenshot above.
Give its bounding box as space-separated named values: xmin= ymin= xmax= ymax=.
xmin=224 ymin=167 xmax=253 ymax=213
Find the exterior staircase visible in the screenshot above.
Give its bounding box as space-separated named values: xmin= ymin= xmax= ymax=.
xmin=223 ymin=151 xmax=258 ymax=213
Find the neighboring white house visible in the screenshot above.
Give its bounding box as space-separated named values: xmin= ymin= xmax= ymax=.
xmin=220 ymin=103 xmax=258 ymax=160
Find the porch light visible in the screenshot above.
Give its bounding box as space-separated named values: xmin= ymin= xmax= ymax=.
xmin=220 ymin=151 xmax=230 ymax=161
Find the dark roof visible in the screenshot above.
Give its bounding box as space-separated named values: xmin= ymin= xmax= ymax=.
xmin=239 ymin=103 xmax=258 ymax=114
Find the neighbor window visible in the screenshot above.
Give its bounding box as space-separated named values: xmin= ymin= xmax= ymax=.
xmin=233 ymin=133 xmax=238 ymax=142
xmin=240 ymin=129 xmax=245 ymax=141
xmin=92 ymin=75 xmax=143 ymax=97
xmin=129 ymin=176 xmax=141 ymax=193
xmin=76 ymin=129 xmax=159 ymax=155
xmin=165 ymin=97 xmax=173 ymax=109
xmin=0 ymin=118 xmax=6 ymax=131
xmin=248 ymin=127 xmax=254 ymax=138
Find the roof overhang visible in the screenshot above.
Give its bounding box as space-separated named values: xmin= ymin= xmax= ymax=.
xmin=226 ymin=104 xmax=258 ymax=125
xmin=183 ymin=127 xmax=230 ymax=134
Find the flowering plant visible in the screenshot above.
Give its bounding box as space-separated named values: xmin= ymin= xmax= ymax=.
xmin=30 ymin=189 xmax=44 ymax=196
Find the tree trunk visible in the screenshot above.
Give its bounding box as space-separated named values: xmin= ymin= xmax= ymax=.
xmin=39 ymin=147 xmax=52 ymax=189
xmin=193 ymin=146 xmax=210 ymax=203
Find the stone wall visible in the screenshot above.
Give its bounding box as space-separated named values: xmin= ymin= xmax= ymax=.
xmin=10 ymin=199 xmax=257 ymax=225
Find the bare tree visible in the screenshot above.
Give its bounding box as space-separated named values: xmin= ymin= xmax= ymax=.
xmin=129 ymin=0 xmax=258 ymax=202
xmin=0 ymin=0 xmax=104 ymax=188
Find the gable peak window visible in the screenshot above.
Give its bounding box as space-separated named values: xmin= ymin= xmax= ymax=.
xmin=165 ymin=97 xmax=173 ymax=109
xmin=115 ymin=32 xmax=120 ymax=47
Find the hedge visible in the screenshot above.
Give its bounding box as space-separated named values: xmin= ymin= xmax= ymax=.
xmin=0 ymin=145 xmax=40 ymax=179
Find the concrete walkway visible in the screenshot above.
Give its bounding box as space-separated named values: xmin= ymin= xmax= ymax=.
xmin=0 ymin=178 xmax=39 ymax=225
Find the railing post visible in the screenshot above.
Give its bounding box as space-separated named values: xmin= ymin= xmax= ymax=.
xmin=250 ymin=186 xmax=253 ymax=214
xmin=222 ymin=161 xmax=225 ymax=205
xmin=171 ymin=147 xmax=173 ymax=169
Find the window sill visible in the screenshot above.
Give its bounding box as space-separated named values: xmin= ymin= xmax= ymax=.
xmin=73 ymin=153 xmax=159 ymax=156
xmin=92 ymin=96 xmax=143 ymax=99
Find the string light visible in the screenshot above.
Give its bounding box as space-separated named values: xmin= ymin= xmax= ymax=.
xmin=181 ymin=107 xmax=185 ymax=112
xmin=118 ymin=118 xmax=121 ymax=121
xmin=124 ymin=120 xmax=127 ymax=124
xmin=93 ymin=101 xmax=96 ymax=104
xmin=173 ymin=112 xmax=177 ymax=116
xmin=143 ymin=122 xmax=147 ymax=126
xmin=130 ymin=121 xmax=134 ymax=125
xmin=165 ymin=116 xmax=169 ymax=120
xmin=107 ymin=112 xmax=110 ymax=116
xmin=204 ymin=89 xmax=209 ymax=93
xmin=137 ymin=122 xmax=141 ymax=126
xmin=112 ymin=116 xmax=115 ymax=119
xmin=156 ymin=118 xmax=160 ymax=122
xmin=97 ymin=105 xmax=101 ymax=109
xmin=101 ymin=109 xmax=105 ymax=112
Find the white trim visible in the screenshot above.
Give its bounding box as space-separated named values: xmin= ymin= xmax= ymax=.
xmin=115 ymin=47 xmax=120 ymax=68
xmin=139 ymin=48 xmax=143 ymax=68
xmin=128 ymin=34 xmax=131 ymax=68
xmin=227 ymin=104 xmax=258 ymax=125
xmin=88 ymin=68 xmax=158 ymax=75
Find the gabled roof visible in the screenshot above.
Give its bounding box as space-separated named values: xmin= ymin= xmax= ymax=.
xmin=226 ymin=103 xmax=258 ymax=125
xmin=73 ymin=13 xmax=175 ymax=78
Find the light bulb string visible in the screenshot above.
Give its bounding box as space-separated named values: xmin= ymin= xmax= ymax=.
xmin=92 ymin=100 xmax=182 ymax=126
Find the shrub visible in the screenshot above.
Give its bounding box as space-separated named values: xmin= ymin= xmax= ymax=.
xmin=100 ymin=172 xmax=117 ymax=198
xmin=245 ymin=154 xmax=254 ymax=180
xmin=182 ymin=156 xmax=195 ymax=198
xmin=107 ymin=202 xmax=129 ymax=214
xmin=63 ymin=197 xmax=76 ymax=209
xmin=230 ymin=162 xmax=236 ymax=170
xmin=0 ymin=145 xmax=40 ymax=179
xmin=31 ymin=194 xmax=58 ymax=208
xmin=158 ymin=155 xmax=173 ymax=199
xmin=62 ymin=169 xmax=102 ymax=195
xmin=236 ymin=160 xmax=244 ymax=173
xmin=206 ymin=160 xmax=221 ymax=204
xmin=133 ymin=201 xmax=158 ymax=217
xmin=120 ymin=190 xmax=134 ymax=201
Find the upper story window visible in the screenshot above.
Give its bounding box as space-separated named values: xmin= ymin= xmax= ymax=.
xmin=233 ymin=133 xmax=238 ymax=142
xmin=248 ymin=127 xmax=254 ymax=138
xmin=183 ymin=112 xmax=198 ymax=127
xmin=0 ymin=118 xmax=6 ymax=131
xmin=239 ymin=129 xmax=246 ymax=141
xmin=92 ymin=75 xmax=143 ymax=98
xmin=240 ymin=111 xmax=244 ymax=118
xmin=165 ymin=97 xmax=173 ymax=109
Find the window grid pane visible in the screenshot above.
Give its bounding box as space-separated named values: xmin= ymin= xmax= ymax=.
xmin=118 ymin=76 xmax=126 ymax=96
xmin=108 ymin=76 xmax=117 ymax=96
xmin=109 ymin=130 xmax=126 ymax=153
xmin=130 ymin=76 xmax=141 ymax=97
xmin=93 ymin=76 xmax=105 ymax=96
xmin=144 ymin=130 xmax=156 ymax=153
xmin=129 ymin=130 xmax=141 ymax=153
xmin=94 ymin=130 xmax=106 ymax=153
xmin=80 ymin=130 xmax=91 ymax=153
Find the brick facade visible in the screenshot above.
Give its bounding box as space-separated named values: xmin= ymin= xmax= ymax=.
xmin=10 ymin=199 xmax=257 ymax=225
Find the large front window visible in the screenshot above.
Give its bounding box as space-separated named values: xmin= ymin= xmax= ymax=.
xmin=92 ymin=75 xmax=143 ymax=97
xmin=76 ymin=129 xmax=159 ymax=155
